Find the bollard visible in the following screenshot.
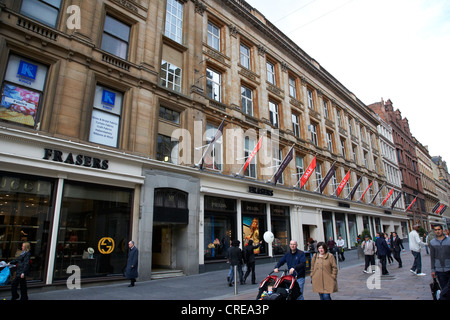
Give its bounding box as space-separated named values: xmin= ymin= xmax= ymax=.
xmin=234 ymin=265 xmax=238 ymax=295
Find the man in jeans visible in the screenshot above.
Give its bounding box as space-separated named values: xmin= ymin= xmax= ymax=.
xmin=409 ymin=224 xmax=426 ymax=276
xmin=430 ymin=224 xmax=450 ymax=300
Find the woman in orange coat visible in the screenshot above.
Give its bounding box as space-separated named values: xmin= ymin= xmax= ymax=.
xmin=310 ymin=242 xmax=338 ymax=300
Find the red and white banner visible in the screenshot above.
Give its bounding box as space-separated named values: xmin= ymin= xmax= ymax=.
xmin=360 ymin=181 xmax=373 ymax=201
xmin=405 ymin=196 xmax=417 ymax=212
xmin=240 ymin=134 xmax=264 ymax=175
xmin=382 ymin=188 xmax=394 ymax=206
xmin=299 ymin=156 xmax=316 ymax=189
xmin=336 ymin=171 xmax=350 ymax=197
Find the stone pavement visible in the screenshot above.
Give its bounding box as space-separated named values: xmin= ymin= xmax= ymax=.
xmin=0 ymin=245 xmax=437 ymax=301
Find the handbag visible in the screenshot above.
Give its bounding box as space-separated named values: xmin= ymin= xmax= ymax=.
xmin=0 ymin=267 xmax=11 ymax=286
xmin=430 ymin=278 xmax=441 ymax=300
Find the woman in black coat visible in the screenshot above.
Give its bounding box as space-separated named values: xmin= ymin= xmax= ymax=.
xmin=9 ymin=242 xmax=31 ymax=300
xmin=125 ymin=241 xmax=139 ymax=287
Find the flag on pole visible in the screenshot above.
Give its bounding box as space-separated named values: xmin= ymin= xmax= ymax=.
xmin=390 ymin=192 xmax=402 ymax=209
xmin=435 ymin=203 xmax=445 ymax=214
xmin=336 ymin=171 xmax=350 ymax=197
xmin=348 ymin=176 xmax=362 ymax=200
xmin=299 ymin=156 xmax=316 ymax=189
xmin=370 ymin=182 xmax=385 ymax=204
xmin=237 ymin=134 xmax=264 ymax=176
xmin=272 ymin=145 xmax=294 ymax=185
xmin=198 ymin=119 xmax=225 ymax=170
xmin=382 ymin=188 xmax=394 ymax=206
xmin=405 ymin=196 xmax=417 ymax=212
xmin=439 ymin=205 xmax=448 ymax=215
xmin=360 ymin=181 xmax=373 ymax=201
xmin=431 ymin=201 xmax=441 ymax=213
xmin=319 ymin=162 xmax=336 ymax=194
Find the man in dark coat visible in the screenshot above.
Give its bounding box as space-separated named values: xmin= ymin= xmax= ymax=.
xmin=125 ymin=240 xmax=139 ymax=287
xmin=391 ymin=232 xmax=404 ymax=268
xmin=226 ymin=240 xmax=244 ymax=286
xmin=243 ymin=239 xmax=262 ymax=284
xmin=375 ymin=232 xmax=390 ymax=275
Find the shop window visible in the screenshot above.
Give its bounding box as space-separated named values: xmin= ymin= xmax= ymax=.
xmin=0 ymin=54 xmax=48 ymax=128
xmin=242 ymin=201 xmax=267 ymax=256
xmin=20 ymin=0 xmax=62 ymax=28
xmin=88 ymin=85 xmax=123 ymax=148
xmin=101 ymin=15 xmax=131 ymax=60
xmin=0 ymin=172 xmax=55 ymax=282
xmin=204 ymin=196 xmax=236 ymax=261
xmin=53 ymin=181 xmax=133 ymax=280
xmin=270 ymin=205 xmax=290 ymax=255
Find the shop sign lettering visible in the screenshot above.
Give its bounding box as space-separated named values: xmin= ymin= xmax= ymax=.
xmin=43 ymin=148 xmax=109 ymax=170
xmin=248 ymin=186 xmax=273 ymax=196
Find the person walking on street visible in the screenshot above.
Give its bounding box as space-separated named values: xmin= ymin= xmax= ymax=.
xmin=430 ymin=224 xmax=450 ymax=300
xmin=310 ymin=242 xmax=338 ymax=300
xmin=125 ymin=240 xmax=139 ymax=287
xmin=385 ymin=233 xmax=394 ymax=264
xmin=362 ymin=234 xmax=376 ymax=273
xmin=375 ymin=232 xmax=390 ymax=275
xmin=274 ymin=240 xmax=306 ymax=300
xmin=327 ymin=236 xmax=336 ymax=257
xmin=9 ymin=242 xmax=31 ymax=300
xmin=227 ymin=240 xmax=244 ymax=286
xmin=243 ymin=239 xmax=261 ymax=284
xmin=409 ymin=224 xmax=426 ymax=276
xmin=391 ymin=232 xmax=404 ymax=268
xmin=336 ymin=236 xmax=345 ymax=262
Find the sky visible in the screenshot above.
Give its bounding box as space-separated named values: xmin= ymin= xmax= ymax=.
xmin=245 ymin=0 xmax=450 ymax=165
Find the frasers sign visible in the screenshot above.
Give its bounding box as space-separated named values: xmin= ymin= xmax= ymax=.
xmin=43 ymin=148 xmax=109 ymax=170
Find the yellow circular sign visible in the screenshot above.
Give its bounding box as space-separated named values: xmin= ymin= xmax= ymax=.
xmin=98 ymin=237 xmax=115 ymax=254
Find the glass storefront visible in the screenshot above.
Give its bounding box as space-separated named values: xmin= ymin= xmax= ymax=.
xmin=347 ymin=214 xmax=358 ymax=247
xmin=0 ymin=172 xmax=54 ymax=282
xmin=204 ymin=196 xmax=236 ymax=261
xmin=270 ymin=205 xmax=290 ymax=255
xmin=322 ymin=211 xmax=333 ymax=241
xmin=53 ymin=181 xmax=133 ymax=280
xmin=242 ymin=201 xmax=267 ymax=256
xmin=335 ymin=212 xmax=347 ymax=244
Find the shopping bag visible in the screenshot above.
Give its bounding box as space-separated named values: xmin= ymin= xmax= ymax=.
xmin=430 ymin=278 xmax=441 ymax=301
xmin=0 ymin=267 xmax=11 ymax=286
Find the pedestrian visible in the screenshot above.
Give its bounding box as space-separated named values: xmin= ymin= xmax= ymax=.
xmin=274 ymin=240 xmax=306 ymax=300
xmin=429 ymin=224 xmax=450 ymax=300
xmin=336 ymin=235 xmax=345 ymax=261
xmin=327 ymin=236 xmax=336 ymax=256
xmin=310 ymin=242 xmax=338 ymax=300
xmin=227 ymin=240 xmax=244 ymax=286
xmin=391 ymin=231 xmax=404 ymax=268
xmin=125 ymin=240 xmax=139 ymax=287
xmin=375 ymin=232 xmax=390 ymax=275
xmin=409 ymin=224 xmax=426 ymax=276
xmin=385 ymin=233 xmax=393 ymax=264
xmin=361 ymin=234 xmax=376 ymax=273
xmin=307 ymin=238 xmax=317 ymax=256
xmin=9 ymin=242 xmax=31 ymax=300
xmin=243 ymin=239 xmax=262 ymax=284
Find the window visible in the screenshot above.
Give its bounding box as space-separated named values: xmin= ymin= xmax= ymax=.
xmin=348 ymin=117 xmax=353 ymax=135
xmin=244 ymin=137 xmax=257 ymax=178
xmin=296 ymin=156 xmax=304 ymax=186
xmin=340 ymin=139 xmax=346 ymax=158
xmin=241 ymin=85 xmax=253 ymax=116
xmin=159 ymin=106 xmax=180 ymax=124
xmin=101 ymin=15 xmax=131 ymax=60
xmin=289 ymin=76 xmax=297 ymax=98
xmin=89 ymin=85 xmax=123 ymax=148
xmin=269 ymin=100 xmax=279 ymax=128
xmin=315 ymin=163 xmax=322 ymax=191
xmin=352 ymin=144 xmax=357 ymax=162
xmin=292 ymin=113 xmax=300 ymax=138
xmin=337 ymin=109 xmax=342 ymax=127
xmin=323 ymin=99 xmax=329 ymax=119
xmin=240 ymin=43 xmax=251 ymax=69
xmin=157 ymin=134 xmax=179 ymax=164
xmin=161 ymin=61 xmax=182 ymax=92
xmin=207 ymin=21 xmax=220 ymax=51
xmin=326 ymin=131 xmax=334 ymax=153
xmin=20 ymin=0 xmax=62 ymax=28
xmin=266 ymin=61 xmax=275 ymax=85
xmin=205 ymin=123 xmax=223 ymax=171
xmin=310 ymin=123 xmax=318 ymax=146
xmin=307 ymin=89 xmax=314 ymax=110
xmin=206 ymin=68 xmax=221 ymax=102
xmin=1 ymin=54 xmax=48 ymax=128
xmin=273 ymin=148 xmax=283 ymax=184
xmin=165 ymin=0 xmax=184 ymax=43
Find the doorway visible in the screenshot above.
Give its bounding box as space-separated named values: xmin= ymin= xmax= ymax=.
xmin=152 ymin=224 xmax=172 ymax=269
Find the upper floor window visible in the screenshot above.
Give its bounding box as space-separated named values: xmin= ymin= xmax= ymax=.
xmin=273 ymin=148 xmax=283 ymax=184
xmin=315 ymin=163 xmax=323 ymax=191
xmin=240 ymin=43 xmax=251 ymax=69
xmin=159 ymin=106 xmax=180 ymax=124
xmin=20 ymin=0 xmax=62 ymax=28
xmin=207 ymin=21 xmax=220 ymax=51
xmin=307 ymin=88 xmax=314 ymax=110
xmin=326 ymin=131 xmax=334 ymax=153
xmin=241 ymin=85 xmax=253 ymax=116
xmin=161 ymin=61 xmax=182 ymax=92
xmin=296 ymin=156 xmax=304 ymax=186
xmin=165 ymin=0 xmax=184 ymax=44
xmin=244 ymin=137 xmax=257 ymax=178
xmin=0 ymin=54 xmax=48 ymax=128
xmin=89 ymin=85 xmax=123 ymax=148
xmin=292 ymin=113 xmax=300 ymax=138
xmin=101 ymin=15 xmax=131 ymax=60
xmin=289 ymin=76 xmax=297 ymax=99
xmin=266 ymin=61 xmax=276 ymax=85
xmin=269 ymin=100 xmax=279 ymax=128
xmin=310 ymin=122 xmax=318 ymax=146
xmin=206 ymin=68 xmax=221 ymax=102
xmin=323 ymin=99 xmax=329 ymax=119
xmin=157 ymin=134 xmax=179 ymax=164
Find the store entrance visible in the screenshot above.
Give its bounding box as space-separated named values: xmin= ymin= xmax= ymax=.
xmin=152 ymin=224 xmax=172 ymax=269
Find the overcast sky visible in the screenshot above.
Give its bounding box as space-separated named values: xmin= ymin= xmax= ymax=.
xmin=245 ymin=0 xmax=450 ymax=165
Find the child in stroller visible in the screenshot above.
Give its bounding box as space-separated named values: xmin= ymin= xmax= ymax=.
xmin=257 ymin=270 xmax=301 ymax=300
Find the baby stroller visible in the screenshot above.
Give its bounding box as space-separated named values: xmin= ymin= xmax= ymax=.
xmin=257 ymin=271 xmax=301 ymax=300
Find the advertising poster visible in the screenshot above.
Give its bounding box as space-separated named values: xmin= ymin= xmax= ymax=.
xmin=0 ymin=84 xmax=40 ymax=127
xmin=242 ymin=216 xmax=260 ymax=254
